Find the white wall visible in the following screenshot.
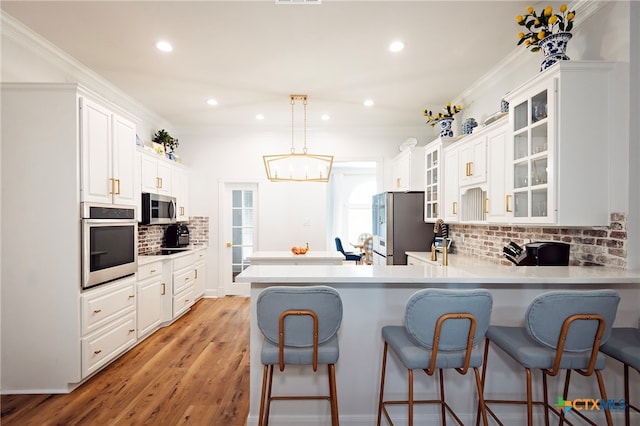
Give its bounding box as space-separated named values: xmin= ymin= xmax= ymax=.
xmin=175 ymin=125 xmax=425 ymax=294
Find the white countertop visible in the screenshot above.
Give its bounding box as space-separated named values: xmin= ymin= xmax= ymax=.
xmin=235 ymin=259 xmax=640 ymax=285
xmin=138 ymin=245 xmax=207 ymax=265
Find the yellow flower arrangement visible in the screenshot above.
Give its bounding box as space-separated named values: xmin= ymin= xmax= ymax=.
xmin=423 ymin=102 xmax=462 ymax=127
xmin=516 ymin=4 xmax=576 ymax=52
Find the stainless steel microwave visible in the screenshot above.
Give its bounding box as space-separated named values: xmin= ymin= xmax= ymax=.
xmin=141 ymin=193 xmax=177 ymax=225
xmin=81 ymin=203 xmax=138 ymax=290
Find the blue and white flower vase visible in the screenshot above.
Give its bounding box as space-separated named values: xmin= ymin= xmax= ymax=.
xmin=539 ymin=32 xmax=572 ymax=72
xmin=461 ymin=118 xmax=478 ymax=135
xmin=500 ymin=99 xmax=509 ymax=113
xmin=439 ymin=117 xmax=455 ymax=138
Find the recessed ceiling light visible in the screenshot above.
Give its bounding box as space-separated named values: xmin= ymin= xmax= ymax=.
xmin=364 ymin=99 xmax=374 ymax=107
xmin=156 ymin=40 xmax=173 ymax=52
xmin=389 ymin=41 xmax=405 ymax=52
xmin=206 ymin=98 xmax=218 ymax=106
xmin=321 ymin=114 xmax=331 ymax=121
xmin=256 ymin=114 xmax=265 ymax=120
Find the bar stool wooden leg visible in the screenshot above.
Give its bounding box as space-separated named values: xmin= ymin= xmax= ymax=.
xmin=624 ymin=364 xmax=630 ymax=426
xmin=408 ymin=369 xmax=414 ymax=426
xmin=258 ymin=365 xmax=269 ymax=426
xmin=264 ymin=365 xmax=274 ymax=426
xmin=328 ymin=364 xmax=339 ymax=426
xmin=473 ymin=367 xmax=489 ymax=426
xmin=595 ymin=370 xmax=614 ymax=426
xmin=377 ymin=342 xmax=388 ymax=426
xmin=525 ymin=368 xmax=533 ymax=426
xmin=439 ymin=369 xmax=446 ymax=424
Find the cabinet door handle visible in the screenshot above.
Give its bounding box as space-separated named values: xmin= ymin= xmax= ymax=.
xmin=180 ymin=206 xmax=185 ymax=216
xmin=468 ymin=162 xmax=474 ymax=176
xmin=484 ymin=197 xmax=489 ymax=214
xmin=157 ymin=177 xmax=163 ymax=189
xmin=109 ymin=178 xmax=116 ymax=194
xmin=452 ymin=201 xmax=457 ymax=215
xmin=128 ymin=294 xmax=135 ymax=299
xmin=128 ymin=329 xmax=135 ymax=333
xmin=195 ymin=269 xmax=198 ymax=279
xmin=434 ymin=202 xmax=439 ymax=217
xmin=93 ymin=309 xmax=102 ymax=314
xmin=506 ymin=195 xmax=513 ymax=213
xmin=161 ymin=283 xmax=166 ymax=295
xmin=396 ymin=177 xmax=401 ymax=188
xmin=115 ymin=179 xmax=121 ymax=195
xmin=94 ymin=349 xmax=102 ymax=355
xmin=184 ymin=277 xmax=190 ymax=282
xmin=150 ymin=269 xmax=157 ymax=274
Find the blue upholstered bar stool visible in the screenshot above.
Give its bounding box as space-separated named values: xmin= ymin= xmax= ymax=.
xmin=599 ymin=319 xmax=640 ymax=426
xmin=256 ymin=285 xmax=343 ymax=426
xmin=376 ymin=288 xmax=493 ymax=426
xmin=480 ymin=290 xmax=620 ymax=426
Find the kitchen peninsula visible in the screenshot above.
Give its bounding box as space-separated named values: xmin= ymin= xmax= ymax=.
xmin=236 ymin=262 xmax=640 ymax=425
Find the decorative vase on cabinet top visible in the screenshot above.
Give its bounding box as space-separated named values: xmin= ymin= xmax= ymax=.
xmin=539 ymin=32 xmax=572 ymax=72
xmin=439 ymin=117 xmax=455 ymax=138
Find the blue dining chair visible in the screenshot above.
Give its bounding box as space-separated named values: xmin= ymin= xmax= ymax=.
xmin=599 ymin=318 xmax=640 ymax=426
xmin=256 ymin=285 xmax=343 ymax=426
xmin=377 ymin=288 xmax=493 ymax=426
xmin=335 ymin=237 xmax=363 ymax=264
xmin=479 ymin=290 xmax=620 ymax=426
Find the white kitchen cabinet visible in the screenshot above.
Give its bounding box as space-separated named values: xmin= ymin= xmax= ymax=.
xmin=442 ymin=148 xmax=459 ymax=223
xmin=172 ymin=165 xmax=190 ymax=222
xmin=80 ymin=97 xmax=137 ymax=206
xmin=390 ymin=147 xmax=424 ymax=191
xmin=424 ymin=137 xmax=458 ymax=222
xmin=504 ymin=61 xmax=619 ymax=226
xmin=137 ymin=260 xmax=164 ymax=339
xmin=193 ymin=248 xmax=207 ymax=300
xmin=485 ymin=123 xmax=511 ymax=223
xmin=140 ymin=150 xmax=172 ymax=196
xmin=80 ymin=276 xmax=137 ymax=378
xmin=458 ymin=136 xmax=487 ymax=187
xmin=171 ymin=252 xmax=196 ymax=318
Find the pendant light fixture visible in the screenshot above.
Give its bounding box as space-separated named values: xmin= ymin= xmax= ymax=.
xmin=263 ymin=94 xmax=333 ymax=182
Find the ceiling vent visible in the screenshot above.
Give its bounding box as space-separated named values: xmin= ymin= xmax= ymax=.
xmin=275 ymin=0 xmax=321 ymax=4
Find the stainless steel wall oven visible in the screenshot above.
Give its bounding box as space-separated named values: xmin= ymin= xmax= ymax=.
xmin=81 ymin=203 xmax=137 ymax=290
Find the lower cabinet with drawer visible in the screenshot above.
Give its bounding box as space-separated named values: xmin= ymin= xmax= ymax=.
xmin=137 ymin=260 xmax=164 ymax=339
xmin=171 ymin=252 xmax=196 ymax=319
xmin=80 ymin=276 xmax=137 ymax=378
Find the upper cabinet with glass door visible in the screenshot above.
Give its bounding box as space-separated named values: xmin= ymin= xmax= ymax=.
xmin=424 ymin=137 xmax=458 ymax=222
xmin=504 ymin=61 xmax=621 ymax=226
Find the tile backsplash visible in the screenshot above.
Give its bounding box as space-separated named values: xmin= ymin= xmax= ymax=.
xmin=448 ymin=213 xmax=627 ymax=268
xmin=138 ymin=216 xmax=209 ymax=254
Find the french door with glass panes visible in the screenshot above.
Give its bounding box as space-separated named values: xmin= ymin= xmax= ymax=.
xmin=222 ymin=183 xmax=257 ymax=296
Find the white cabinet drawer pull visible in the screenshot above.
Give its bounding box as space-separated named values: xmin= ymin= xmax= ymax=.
xmin=93 ymin=309 xmax=102 ymax=314
xmin=161 ymin=283 xmax=166 ymax=295
xmin=128 ymin=329 xmax=135 ymax=333
xmin=128 ymin=295 xmax=135 ymax=299
xmin=94 ymin=349 xmax=102 ymax=355
xmin=150 ymin=269 xmax=157 ymax=274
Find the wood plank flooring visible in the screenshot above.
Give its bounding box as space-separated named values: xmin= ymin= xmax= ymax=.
xmin=1 ymin=296 xmax=250 ymax=426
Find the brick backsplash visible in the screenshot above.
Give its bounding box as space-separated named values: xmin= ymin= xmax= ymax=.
xmin=448 ymin=213 xmax=627 ymax=269
xmin=138 ymin=216 xmax=209 ymax=255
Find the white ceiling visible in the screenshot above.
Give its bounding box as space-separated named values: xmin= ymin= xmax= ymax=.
xmin=1 ymin=1 xmax=531 ymax=131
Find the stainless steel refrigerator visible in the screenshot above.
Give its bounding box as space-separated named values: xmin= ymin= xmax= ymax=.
xmin=372 ymin=191 xmax=435 ymax=265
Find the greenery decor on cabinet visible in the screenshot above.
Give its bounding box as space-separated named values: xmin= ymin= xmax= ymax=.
xmin=516 ymin=4 xmax=576 ymax=71
xmin=152 ymin=129 xmax=179 ymax=156
xmin=423 ymin=102 xmax=462 ymax=138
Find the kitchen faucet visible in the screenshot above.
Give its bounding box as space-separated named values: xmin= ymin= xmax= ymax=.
xmin=433 ymin=219 xmax=449 ymax=266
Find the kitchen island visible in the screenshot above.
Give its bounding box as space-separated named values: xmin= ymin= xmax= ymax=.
xmin=236 ymin=262 xmax=640 ymax=426
xmin=247 ymin=251 xmax=344 ymax=265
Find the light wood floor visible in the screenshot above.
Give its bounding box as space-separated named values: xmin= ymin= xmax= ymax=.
xmin=1 ymin=296 xmax=250 ymax=426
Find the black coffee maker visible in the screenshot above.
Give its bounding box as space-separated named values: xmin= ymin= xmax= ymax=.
xmin=164 ymin=224 xmax=190 ymax=248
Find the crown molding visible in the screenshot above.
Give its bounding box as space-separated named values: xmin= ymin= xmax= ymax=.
xmin=457 ymin=0 xmax=606 ymax=102
xmin=0 ymin=11 xmax=169 ymax=128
